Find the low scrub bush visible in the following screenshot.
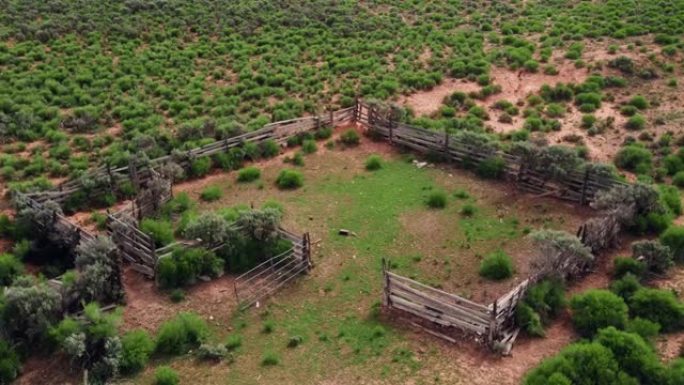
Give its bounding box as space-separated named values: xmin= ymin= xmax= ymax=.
xmin=197 ymin=343 xmax=229 ymax=361
xmin=610 ymin=273 xmax=642 ymax=301
xmin=479 ymin=250 xmax=514 ymax=280
xmin=625 ymin=114 xmax=646 ymax=130
xmin=0 ymin=340 xmax=20 ymax=384
xmin=199 ymin=185 xmax=222 ymax=202
xmin=120 ymin=329 xmax=155 ymax=375
xmin=614 ymin=145 xmax=652 ymax=173
xmin=225 ymin=334 xmax=242 ymax=351
xmin=613 ymin=257 xmax=646 ymax=279
xmin=661 ymin=226 xmax=684 ymax=261
xmin=237 ymin=166 xmax=260 ymax=182
xmin=301 ymin=139 xmax=317 ymax=154
xmin=674 ymin=171 xmax=684 ymax=188
xmin=365 ymin=155 xmax=383 ymax=171
xmin=476 ymin=157 xmax=506 ymax=179
xmin=140 ymin=219 xmax=175 ymax=248
xmin=426 ymin=190 xmax=447 ymax=209
xmin=340 ymin=129 xmax=360 ymax=146
xmin=276 ymin=169 xmax=303 ymax=189
xmin=628 ymin=95 xmax=650 ymax=110
xmin=459 ymin=203 xmax=476 ymax=217
xmin=154 ymin=366 xmax=179 ymax=385
xmin=261 ymin=351 xmax=280 ymax=366
xmin=0 ymin=253 xmax=23 ymax=286
xmin=570 ymin=289 xmax=628 ymax=337
xmin=260 ymin=140 xmax=280 ymax=158
xmin=629 ymin=287 xmax=684 ymax=331
xmin=287 ymin=335 xmax=303 ymax=348
xmin=155 ymin=312 xmax=210 ymax=355
xmin=156 ymin=247 xmax=223 ymax=289
xmin=190 ymin=157 xmax=212 ymax=178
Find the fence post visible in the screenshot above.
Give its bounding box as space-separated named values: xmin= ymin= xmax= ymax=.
xmin=382 ymin=258 xmax=392 ymax=307
xmin=488 ymin=300 xmax=498 ymax=348
xmin=579 ymin=167 xmax=591 ymax=206
xmin=353 ymin=97 xmax=359 ymax=123
xmin=443 ymin=131 xmax=450 ymax=161
xmin=329 ymin=107 xmax=334 ymax=127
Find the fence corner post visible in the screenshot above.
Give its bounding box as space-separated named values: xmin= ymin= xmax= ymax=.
xmin=488 ymin=300 xmax=498 ymax=348
xmin=382 ymin=258 xmax=391 ymax=308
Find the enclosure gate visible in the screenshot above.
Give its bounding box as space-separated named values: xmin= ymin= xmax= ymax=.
xmin=233 ymin=229 xmax=312 ymax=309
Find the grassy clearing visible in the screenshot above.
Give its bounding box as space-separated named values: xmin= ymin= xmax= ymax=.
xmin=142 ymin=143 xmax=586 ymax=384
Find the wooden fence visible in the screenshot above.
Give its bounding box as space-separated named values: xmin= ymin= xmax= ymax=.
xmin=234 ymin=229 xmax=312 ymax=309
xmin=357 ymin=101 xmax=626 ymax=206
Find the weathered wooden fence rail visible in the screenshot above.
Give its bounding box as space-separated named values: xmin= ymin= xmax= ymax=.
xmin=357 ymin=101 xmax=626 ymax=205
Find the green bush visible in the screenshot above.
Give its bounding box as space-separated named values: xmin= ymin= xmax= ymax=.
xmin=287 ymin=335 xmax=303 ymax=348
xmin=365 ymin=155 xmax=383 ymax=171
xmin=314 ymin=127 xmax=333 ymax=140
xmin=200 ymin=185 xmax=222 ymax=202
xmin=625 ymin=318 xmax=661 ymax=342
xmin=523 ymin=342 xmax=632 ymax=385
xmin=620 ymin=105 xmax=638 ymax=116
xmin=120 ymin=329 xmax=155 ymax=375
xmin=237 ymin=166 xmax=261 ymax=182
xmin=156 ymin=247 xmax=223 ymax=289
xmin=479 ymin=250 xmax=514 ymax=280
xmin=614 ymin=145 xmax=652 ymax=173
xmin=476 ymin=157 xmax=506 ymax=179
xmin=674 ymin=171 xmax=684 ymax=187
xmin=155 ymin=312 xmax=210 ymax=355
xmin=610 ymin=273 xmax=642 ymax=301
xmin=629 ymin=287 xmax=684 ymax=331
xmin=0 ymin=253 xmax=23 ymax=286
xmin=154 ymin=366 xmax=179 ymax=385
xmin=260 ymin=139 xmax=280 ymax=158
xmin=276 ymin=169 xmax=303 ymax=189
xmin=628 ymin=95 xmax=650 ymax=110
xmin=190 ymin=157 xmax=212 ymax=177
xmin=516 ymin=303 xmax=545 ymax=337
xmin=613 ymin=257 xmax=646 ymax=279
xmin=225 ymin=334 xmax=242 ymax=351
xmin=523 ymin=279 xmax=566 ymax=323
xmin=595 ymin=326 xmax=667 ymax=384
xmin=570 ymin=289 xmax=628 ymax=337
xmin=301 ymin=139 xmax=317 ymax=154
xmin=140 ymin=219 xmax=175 ymax=247
xmin=426 ymin=190 xmax=447 ymax=209
xmin=261 ymin=351 xmax=280 ymax=366
xmin=661 ymin=226 xmax=684 ymax=261
xmin=0 ymin=339 xmax=20 ymax=384
xmin=460 ymin=203 xmax=476 ymax=217
xmin=340 ymin=129 xmax=360 ymax=146
xmin=625 ymin=114 xmax=646 ymax=130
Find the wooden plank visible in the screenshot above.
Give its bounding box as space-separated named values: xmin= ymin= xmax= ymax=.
xmin=387 ymin=272 xmax=491 ymax=312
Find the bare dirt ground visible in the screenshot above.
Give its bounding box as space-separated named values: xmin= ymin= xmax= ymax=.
xmin=121 ymin=266 xmax=238 ymax=333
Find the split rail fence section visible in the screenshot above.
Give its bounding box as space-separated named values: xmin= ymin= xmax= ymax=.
xmin=356 ymin=101 xmax=626 ymax=205
xmin=234 ymin=229 xmax=312 ymax=309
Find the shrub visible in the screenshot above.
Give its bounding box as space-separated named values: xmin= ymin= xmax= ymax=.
xmin=674 ymin=171 xmax=684 ymax=187
xmin=0 ymin=340 xmax=20 ymax=384
xmin=120 ymin=329 xmax=155 ymax=375
xmin=0 ymin=253 xmax=23 ymax=286
xmin=301 ymin=139 xmax=317 ymax=154
xmin=237 ymin=166 xmax=260 ymax=182
xmin=626 ymin=318 xmax=661 ymax=342
xmin=426 ymin=190 xmax=447 ymax=209
xmin=523 ymin=279 xmax=566 ymax=323
xmin=200 ymin=185 xmax=222 ymax=202
xmin=614 ymin=145 xmax=652 ymax=172
xmin=225 ymin=334 xmax=242 ymax=351
xmin=610 ymin=273 xmax=642 ymax=301
xmin=190 ymin=157 xmax=212 ymax=177
xmin=632 ymin=240 xmax=674 ymax=274
xmin=260 ymin=140 xmax=280 ymax=158
xmin=629 ymin=288 xmax=684 ymax=331
xmin=314 ymin=127 xmax=333 ymax=140
xmin=479 ymin=250 xmax=514 ymax=280
xmin=625 ymin=114 xmax=646 ymax=130
xmin=156 ymin=247 xmax=223 ymax=289
xmin=476 ymin=157 xmax=506 ymax=179
xmin=595 ymin=326 xmax=667 ymax=384
xmin=169 ymin=289 xmax=185 ymax=303
xmin=628 ymin=95 xmax=650 ymax=110
xmin=365 ymin=155 xmax=382 ymax=171
xmin=523 ymin=342 xmax=631 ymax=385
xmin=661 ymin=226 xmax=684 ymax=261
xmin=287 ymin=335 xmax=303 ymax=348
xmin=276 ymin=169 xmax=303 ymax=189
xmin=155 ymin=312 xmax=210 ymax=355
xmin=140 ymin=219 xmax=174 ymax=247
xmin=261 ymin=351 xmax=280 ymax=366
xmin=620 ymin=105 xmax=638 ymax=116
xmin=340 ymin=129 xmax=360 ymax=146
xmin=154 ymin=366 xmax=179 ymax=385
xmin=460 ymin=203 xmax=476 ymax=217
xmin=516 ymin=303 xmax=545 ymax=337
xmin=613 ymin=257 xmax=646 ymax=279
xmin=197 ymin=343 xmax=228 ymax=361
xmin=262 ymin=319 xmax=275 ymax=334
xmin=570 ymin=289 xmax=628 ymax=337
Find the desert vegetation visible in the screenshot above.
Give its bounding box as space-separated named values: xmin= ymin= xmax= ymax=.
xmin=0 ymin=1 xmax=683 ymax=385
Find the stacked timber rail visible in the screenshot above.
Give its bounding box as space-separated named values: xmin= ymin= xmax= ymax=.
xmin=356 ymin=100 xmax=627 ymax=205
xmin=26 ymin=107 xmax=356 ymax=205
xmin=234 ymin=229 xmax=312 ymax=309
